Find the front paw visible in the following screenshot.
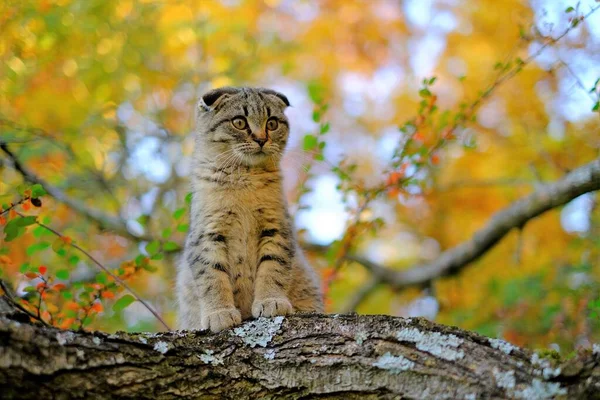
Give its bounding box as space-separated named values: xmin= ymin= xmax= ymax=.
xmin=252 ymin=297 xmax=293 ymax=318
xmin=202 ymin=308 xmax=242 ymax=333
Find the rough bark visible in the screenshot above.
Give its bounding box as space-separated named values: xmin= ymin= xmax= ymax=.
xmin=1 ymin=296 xmax=599 ymax=399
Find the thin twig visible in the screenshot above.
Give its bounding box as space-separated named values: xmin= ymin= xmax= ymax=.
xmin=15 ymin=212 xmax=171 ymax=331
xmin=0 ymin=278 xmax=50 ymax=326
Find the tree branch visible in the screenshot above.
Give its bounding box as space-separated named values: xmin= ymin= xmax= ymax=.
xmin=351 ymin=157 xmax=600 ymax=290
xmin=1 ymin=293 xmax=598 ymax=399
xmin=0 ymin=141 xmax=151 ymax=242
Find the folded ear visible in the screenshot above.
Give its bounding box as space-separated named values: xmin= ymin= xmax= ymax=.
xmin=260 ymin=88 xmax=290 ymax=107
xmin=199 ymin=87 xmax=241 ymax=111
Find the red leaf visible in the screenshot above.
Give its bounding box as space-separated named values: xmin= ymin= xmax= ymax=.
xmin=24 ymin=272 xmax=39 ymax=279
xmin=38 ymin=265 xmax=47 ymax=275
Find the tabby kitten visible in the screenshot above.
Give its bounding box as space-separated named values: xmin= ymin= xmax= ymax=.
xmin=177 ymin=86 xmax=323 ymax=332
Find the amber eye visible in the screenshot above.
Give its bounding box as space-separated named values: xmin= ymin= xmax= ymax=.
xmin=231 ymin=117 xmax=247 ymax=130
xmin=266 ymin=118 xmax=279 ymax=131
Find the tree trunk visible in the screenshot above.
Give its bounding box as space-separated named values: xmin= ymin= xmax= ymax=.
xmin=0 ymin=296 xmax=598 ymax=399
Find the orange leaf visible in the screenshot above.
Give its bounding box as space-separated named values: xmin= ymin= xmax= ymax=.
xmin=9 ymin=209 xmax=17 ymax=219
xmin=431 ymin=153 xmax=440 ymax=165
xmin=24 ymin=272 xmax=39 ymax=279
xmin=41 ymin=310 xmax=51 ymax=321
xmin=91 ymin=302 xmax=103 ymax=313
xmin=0 ymin=215 xmax=6 ymax=225
xmin=413 ymin=131 xmax=425 ymax=141
xmin=36 ymin=282 xmax=46 ymax=290
xmin=52 ymin=283 xmax=66 ymax=291
xmin=387 ymin=187 xmax=401 ymax=198
xmin=65 ymin=301 xmax=80 ymax=311
xmin=101 ymin=291 xmax=115 ymax=299
xmin=59 ymin=318 xmax=76 ymax=329
xmin=385 ymin=171 xmax=404 ymax=186
xmin=38 ymin=265 xmax=47 ymax=275
xmin=61 ymin=236 xmax=73 ymax=245
xmin=22 ymin=200 xmax=31 ymax=211
xmin=0 ymin=255 xmax=12 ymax=265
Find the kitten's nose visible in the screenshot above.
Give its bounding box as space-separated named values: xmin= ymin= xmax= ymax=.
xmin=253 ymin=137 xmax=267 ymax=147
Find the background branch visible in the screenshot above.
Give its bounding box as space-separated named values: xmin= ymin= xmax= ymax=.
xmin=0 ymin=141 xmax=151 ymax=242
xmin=348 ymin=157 xmax=600 ymax=290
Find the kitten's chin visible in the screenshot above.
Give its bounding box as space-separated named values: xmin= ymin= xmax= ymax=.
xmin=238 ymin=150 xmax=280 ymax=167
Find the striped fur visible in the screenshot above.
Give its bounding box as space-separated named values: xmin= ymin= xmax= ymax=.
xmin=177 ymin=87 xmax=323 ymax=332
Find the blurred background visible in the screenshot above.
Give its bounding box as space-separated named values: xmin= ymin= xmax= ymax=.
xmin=1 ymin=0 xmax=599 ymax=354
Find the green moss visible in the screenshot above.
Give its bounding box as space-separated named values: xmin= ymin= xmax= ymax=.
xmin=534 ymin=349 xmax=562 ymax=363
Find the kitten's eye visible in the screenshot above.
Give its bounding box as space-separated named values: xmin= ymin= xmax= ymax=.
xmin=266 ymin=118 xmax=279 ymax=131
xmin=231 ymin=117 xmax=247 ymax=130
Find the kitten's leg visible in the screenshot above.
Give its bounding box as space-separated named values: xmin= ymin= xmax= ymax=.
xmin=252 ymin=224 xmax=294 ymax=318
xmin=176 ymin=259 xmax=203 ymax=329
xmin=187 ymin=230 xmax=241 ymax=333
xmin=289 ymin=268 xmax=324 ymax=313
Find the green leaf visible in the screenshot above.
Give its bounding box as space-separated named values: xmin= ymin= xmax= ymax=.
xmin=312 ymin=110 xmax=321 ymax=122
xmin=136 ymin=214 xmax=149 ymax=226
xmin=135 ymin=254 xmax=147 ymax=266
xmin=161 ymin=228 xmax=172 ymax=239
xmin=418 ymin=88 xmax=432 ymax=97
xmin=19 ymin=262 xmax=30 ymax=273
xmin=319 ymin=123 xmax=330 ymax=135
xmin=96 ymin=272 xmax=108 ymax=285
xmin=142 ymin=263 xmax=158 ymax=272
xmin=185 ymin=192 xmax=193 ymax=204
xmin=163 ymin=241 xmax=180 ymax=251
xmin=4 ymin=219 xmax=22 ymax=241
xmin=151 ymin=253 xmax=164 ymax=261
xmin=68 ymin=255 xmax=80 ymax=265
xmin=62 ymin=291 xmax=73 ymax=300
xmin=428 ymin=76 xmax=437 ymax=85
xmin=565 ymin=6 xmax=575 ymax=12
xmin=145 ymin=240 xmax=160 ymax=256
xmin=173 ymin=207 xmax=186 ymax=219
xmin=31 ymin=184 xmax=47 ymax=198
xmin=303 ymin=134 xmax=318 ymax=151
xmin=18 ymin=216 xmax=37 ymax=227
xmin=26 ymin=241 xmax=50 ymax=256
xmin=593 ymin=101 xmax=599 ymax=112
xmin=113 ymin=294 xmax=136 ymax=312
xmin=176 ymin=223 xmax=189 ymax=233
xmin=56 ymin=269 xmax=70 ymax=280
xmin=307 ymin=80 xmax=325 ymax=104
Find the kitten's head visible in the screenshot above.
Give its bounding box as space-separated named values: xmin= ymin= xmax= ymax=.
xmin=196 ymin=86 xmax=290 ymax=167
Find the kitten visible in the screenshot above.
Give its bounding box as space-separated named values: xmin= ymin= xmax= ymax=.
xmin=177 ymin=86 xmax=323 ymax=332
